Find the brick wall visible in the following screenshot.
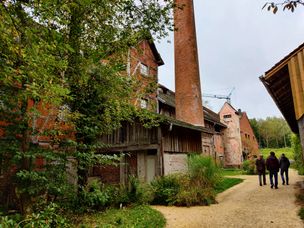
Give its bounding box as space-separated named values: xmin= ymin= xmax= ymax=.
xmin=240 ymin=112 xmax=259 ymax=158
xmin=219 ymin=103 xmax=243 ymax=167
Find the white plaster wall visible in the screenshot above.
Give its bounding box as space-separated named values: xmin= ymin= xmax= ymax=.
xmin=163 ymin=153 xmax=188 ymax=175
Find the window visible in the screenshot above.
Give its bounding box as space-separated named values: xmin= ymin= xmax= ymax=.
xmin=140 ymin=63 xmax=149 ymax=76
xmin=140 ymin=99 xmax=148 ymax=109
xmin=223 ymin=114 xmax=231 ymax=119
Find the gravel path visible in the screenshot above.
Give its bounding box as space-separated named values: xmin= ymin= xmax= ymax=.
xmin=153 ymin=169 xmax=304 ymax=228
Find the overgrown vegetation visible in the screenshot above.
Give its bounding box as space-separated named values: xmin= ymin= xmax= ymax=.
xmin=0 ymin=154 xmax=244 ymax=225
xmin=74 ymin=205 xmax=166 ymax=228
xmin=295 ymin=181 xmax=304 ymax=221
xmin=0 ymin=203 xmax=69 ymax=227
xmin=151 ymin=155 xmax=222 ymax=207
xmin=0 ymin=0 xmax=175 ymax=225
xmin=291 ymin=134 xmax=304 ymax=175
xmin=242 ymin=160 xmax=256 ymax=175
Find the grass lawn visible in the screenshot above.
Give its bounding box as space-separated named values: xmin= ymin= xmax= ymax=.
xmin=221 ymin=168 xmax=243 ymax=176
xmin=74 ymin=205 xmax=165 ymax=228
xmin=260 ymin=148 xmax=293 ymax=159
xmin=215 ymin=177 xmax=244 ymax=194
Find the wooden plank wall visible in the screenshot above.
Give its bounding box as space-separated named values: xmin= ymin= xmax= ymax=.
xmin=162 ymin=126 xmax=202 ymax=153
xmin=101 ymin=122 xmax=158 ymax=147
xmin=288 ymin=49 xmax=304 ymax=120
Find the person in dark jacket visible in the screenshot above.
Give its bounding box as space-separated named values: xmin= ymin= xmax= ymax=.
xmin=266 ymin=151 xmax=280 ymax=189
xmin=279 ymin=153 xmax=290 ymax=185
xmin=255 ymin=155 xmax=266 ymax=186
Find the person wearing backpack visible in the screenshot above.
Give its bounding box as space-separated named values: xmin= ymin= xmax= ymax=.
xmin=266 ymin=151 xmax=280 ymax=189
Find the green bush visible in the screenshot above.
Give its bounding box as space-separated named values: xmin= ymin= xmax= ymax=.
xmin=242 ymin=160 xmax=256 ymax=175
xmin=151 ymin=155 xmax=220 ymax=206
xmin=77 ymin=180 xmax=110 ymax=211
xmin=187 ymin=154 xmax=221 ymax=188
xmin=121 ymin=176 xmax=154 ymax=206
xmin=74 ymin=177 xmax=154 ymax=212
xmin=174 ymin=175 xmax=215 ymax=206
xmin=0 ymin=203 xmax=69 ymax=228
xmin=292 ymin=134 xmax=304 ymax=175
xmin=151 ymin=174 xmax=180 ymax=205
xmin=299 ymin=207 xmax=304 ymax=220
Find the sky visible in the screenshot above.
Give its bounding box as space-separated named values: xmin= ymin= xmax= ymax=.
xmin=156 ymin=0 xmax=304 ymax=119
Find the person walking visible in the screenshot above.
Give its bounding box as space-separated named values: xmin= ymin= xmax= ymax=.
xmin=279 ymin=153 xmax=290 ymax=185
xmin=266 ymin=151 xmax=280 ymax=189
xmin=255 ymin=155 xmax=266 ymax=186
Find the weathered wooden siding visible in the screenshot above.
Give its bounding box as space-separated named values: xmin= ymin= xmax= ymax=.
xmin=162 ymin=126 xmax=202 ymax=153
xmin=101 ymin=122 xmax=159 ymax=149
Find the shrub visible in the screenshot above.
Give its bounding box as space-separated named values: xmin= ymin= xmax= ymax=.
xmin=0 ymin=203 xmax=69 ymax=228
xmin=242 ymin=160 xmax=256 ymax=175
xmin=299 ymin=207 xmax=304 ymax=220
xmin=292 ymin=134 xmax=304 ymax=175
xmin=151 ymin=155 xmax=220 ymax=206
xmin=76 ymin=180 xmax=111 ymax=211
xmin=187 ymin=154 xmax=221 ymax=188
xmin=121 ymin=176 xmax=154 ymax=206
xmin=150 ymin=174 xmax=180 ymax=205
xmin=174 ymin=175 xmax=215 ymax=206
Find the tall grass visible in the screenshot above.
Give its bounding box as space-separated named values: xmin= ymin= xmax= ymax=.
xmin=151 ymin=155 xmax=222 ymax=206
xmin=187 ymin=154 xmax=221 ymax=188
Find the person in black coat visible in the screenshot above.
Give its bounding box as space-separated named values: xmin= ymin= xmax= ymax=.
xmin=279 ymin=153 xmax=290 ymax=185
xmin=266 ymin=151 xmax=280 ymax=189
xmin=255 ymin=155 xmax=266 ymax=186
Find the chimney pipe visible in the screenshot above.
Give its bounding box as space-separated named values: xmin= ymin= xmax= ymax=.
xmin=174 ymin=0 xmax=204 ymax=127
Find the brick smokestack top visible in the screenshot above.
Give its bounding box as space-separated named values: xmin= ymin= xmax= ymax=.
xmin=174 ymin=0 xmax=204 ymax=127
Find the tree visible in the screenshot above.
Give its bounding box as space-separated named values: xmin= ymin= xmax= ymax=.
xmin=263 ymin=0 xmax=304 ymax=13
xmin=0 ymin=0 xmax=174 ymax=214
xmin=249 ymin=117 xmax=292 ymax=149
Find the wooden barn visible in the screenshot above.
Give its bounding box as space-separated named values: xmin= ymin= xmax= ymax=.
xmin=93 ymin=118 xmax=203 ymax=184
xmin=158 ymin=84 xmax=226 ymax=162
xmin=260 ymin=42 xmax=304 ymax=156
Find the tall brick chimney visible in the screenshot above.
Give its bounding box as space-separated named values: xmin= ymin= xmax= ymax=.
xmin=174 ymin=0 xmax=204 ymax=127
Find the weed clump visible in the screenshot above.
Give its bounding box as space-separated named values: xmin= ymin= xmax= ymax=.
xmin=151 ymin=155 xmax=221 ymax=206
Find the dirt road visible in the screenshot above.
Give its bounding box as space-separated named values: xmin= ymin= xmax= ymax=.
xmin=154 ymin=169 xmax=303 ymax=228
